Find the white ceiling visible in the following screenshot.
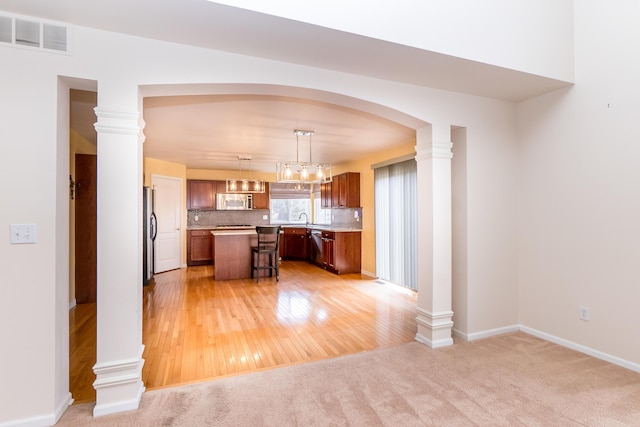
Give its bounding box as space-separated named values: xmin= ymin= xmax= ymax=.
xmin=3 ymin=0 xmax=572 ymax=172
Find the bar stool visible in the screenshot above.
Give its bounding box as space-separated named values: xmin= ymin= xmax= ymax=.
xmin=251 ymin=226 xmax=281 ymax=282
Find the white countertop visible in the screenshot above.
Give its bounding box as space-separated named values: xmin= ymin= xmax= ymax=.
xmin=210 ymin=229 xmax=257 ymax=236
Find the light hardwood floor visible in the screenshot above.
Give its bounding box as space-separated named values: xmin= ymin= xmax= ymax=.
xmin=69 ymin=260 xmax=417 ymax=404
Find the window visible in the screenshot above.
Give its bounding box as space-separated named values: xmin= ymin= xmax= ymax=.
xmin=269 ymin=183 xmax=311 ymax=224
xmin=312 ymin=193 xmax=331 ymax=225
xmin=271 ymin=199 xmax=311 ymax=224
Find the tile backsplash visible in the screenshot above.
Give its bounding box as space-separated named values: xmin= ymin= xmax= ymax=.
xmin=187 ymin=207 xmax=363 ymax=229
xmin=188 ymin=209 xmax=270 ymax=228
xmin=330 ymin=207 xmax=363 ymax=229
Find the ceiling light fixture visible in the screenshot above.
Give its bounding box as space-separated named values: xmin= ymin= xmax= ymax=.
xmin=226 ymin=155 xmax=265 ymax=193
xmin=276 ymin=130 xmax=332 ymax=185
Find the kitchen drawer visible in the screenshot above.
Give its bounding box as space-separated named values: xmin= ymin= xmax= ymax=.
xmin=284 ymin=227 xmax=307 ymax=235
xmin=321 ymin=231 xmax=335 ymax=239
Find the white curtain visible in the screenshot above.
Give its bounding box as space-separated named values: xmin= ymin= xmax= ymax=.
xmin=374 ymin=159 xmax=417 ymax=290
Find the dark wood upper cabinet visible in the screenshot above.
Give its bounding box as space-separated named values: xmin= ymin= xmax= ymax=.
xmin=188 ymin=179 xmax=270 ymax=210
xmin=187 ymin=180 xmax=215 ymax=210
xmin=321 ymin=172 xmax=360 ymax=208
xmin=320 ymin=181 xmax=332 ymax=208
xmin=252 ymin=184 xmax=270 ymax=210
xmin=215 ymin=180 xmax=227 ymax=195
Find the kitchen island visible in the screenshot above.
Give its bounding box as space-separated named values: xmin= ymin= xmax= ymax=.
xmin=211 ymin=229 xmax=277 ymax=280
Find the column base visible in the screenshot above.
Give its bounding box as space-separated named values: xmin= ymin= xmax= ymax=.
xmin=93 ymin=347 xmax=145 ymax=417
xmin=415 ymin=307 xmax=454 ymax=348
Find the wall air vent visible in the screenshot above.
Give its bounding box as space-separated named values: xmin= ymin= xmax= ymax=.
xmin=0 ymin=13 xmax=69 ymax=53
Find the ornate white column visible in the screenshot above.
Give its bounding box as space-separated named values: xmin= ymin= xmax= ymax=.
xmin=92 ymin=107 xmax=145 ymax=416
xmin=415 ymin=124 xmax=454 ymax=348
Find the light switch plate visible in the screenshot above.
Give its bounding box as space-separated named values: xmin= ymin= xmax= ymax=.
xmin=10 ymin=224 xmax=37 ymax=244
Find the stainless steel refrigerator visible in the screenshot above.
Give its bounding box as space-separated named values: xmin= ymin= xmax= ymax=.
xmin=143 ymin=186 xmax=157 ymax=286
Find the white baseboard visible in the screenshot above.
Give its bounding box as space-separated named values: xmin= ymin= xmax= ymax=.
xmin=93 ymin=382 xmax=145 ymax=417
xmin=360 ymin=269 xmax=376 ymax=279
xmin=415 ymin=333 xmax=454 ymax=348
xmin=457 ymin=324 xmax=640 ymax=374
xmin=54 ymin=392 xmax=73 ymax=424
xmin=92 ymin=346 xmax=146 ymax=417
xmin=0 ymin=414 xmax=55 ymax=427
xmin=520 ymin=325 xmax=640 ymax=374
xmin=0 ymin=390 xmax=72 ymax=426
xmin=455 ymin=324 xmax=521 ymax=341
xmin=68 ymin=299 xmax=76 ymax=310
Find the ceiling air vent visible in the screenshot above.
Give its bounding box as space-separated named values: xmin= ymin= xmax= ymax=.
xmin=0 ymin=13 xmax=69 ymax=53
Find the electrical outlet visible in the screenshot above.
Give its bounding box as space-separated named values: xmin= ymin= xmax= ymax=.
xmin=579 ymin=306 xmax=590 ymax=321
xmin=263 ymin=215 xmax=268 ymax=220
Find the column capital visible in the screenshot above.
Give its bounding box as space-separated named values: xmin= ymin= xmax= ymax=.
xmin=415 ymin=139 xmax=453 ymax=162
xmin=94 ymin=107 xmax=142 ymax=136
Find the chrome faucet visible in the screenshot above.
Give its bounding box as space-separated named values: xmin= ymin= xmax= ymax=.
xmin=298 ymin=212 xmax=309 ymax=225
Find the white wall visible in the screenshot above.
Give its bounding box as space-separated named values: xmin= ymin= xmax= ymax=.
xmin=0 ymin=44 xmax=69 ymax=425
xmin=1 ymin=16 xmax=518 ymax=426
xmin=213 ymin=0 xmax=574 ymax=81
xmin=517 ymin=0 xmax=640 ymax=365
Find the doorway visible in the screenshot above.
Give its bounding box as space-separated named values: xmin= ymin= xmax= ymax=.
xmin=374 ymin=158 xmax=418 ymax=290
xmin=74 ymin=153 xmax=97 ymax=303
xmin=151 ymin=175 xmax=183 ymax=273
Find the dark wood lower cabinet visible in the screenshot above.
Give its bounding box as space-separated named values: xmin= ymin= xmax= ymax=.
xmin=282 ymin=228 xmax=308 ymax=260
xmin=187 ymin=227 xmax=361 ymax=274
xmin=187 ymin=230 xmax=213 ymax=266
xmin=320 ymin=230 xmax=361 ymax=274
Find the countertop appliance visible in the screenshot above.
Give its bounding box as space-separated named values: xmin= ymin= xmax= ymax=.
xmin=216 ymin=193 xmax=253 ymax=210
xmin=143 ymin=186 xmax=157 ymax=286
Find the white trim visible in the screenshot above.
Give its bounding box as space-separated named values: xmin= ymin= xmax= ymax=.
xmin=93 ymin=382 xmax=145 ymax=417
xmin=455 ymin=324 xmax=640 ymax=374
xmin=416 ymin=307 xmax=454 ymax=329
xmin=415 ymin=308 xmax=454 ymax=348
xmin=520 ymin=326 xmax=640 ymax=374
xmin=92 ymin=346 xmax=146 ymax=416
xmin=93 ymin=107 xmax=140 ymax=136
xmin=0 ymin=388 xmax=72 ymax=426
xmin=360 ymin=269 xmax=376 ymax=278
xmin=415 ymin=333 xmax=453 ymax=348
xmin=455 ymin=324 xmax=521 ymax=341
xmin=93 ymin=354 xmax=143 ymax=377
xmin=370 ymin=153 xmax=415 ymax=170
xmin=0 ymin=415 xmax=55 ymax=427
xmin=68 ymin=298 xmax=76 ymax=310
xmin=54 ymin=393 xmax=73 ymax=424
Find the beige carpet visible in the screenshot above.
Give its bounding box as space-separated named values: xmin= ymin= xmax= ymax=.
xmin=57 ymin=332 xmax=640 ymax=426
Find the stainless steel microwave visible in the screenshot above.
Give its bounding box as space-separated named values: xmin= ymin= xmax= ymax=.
xmin=216 ymin=193 xmax=253 ymax=210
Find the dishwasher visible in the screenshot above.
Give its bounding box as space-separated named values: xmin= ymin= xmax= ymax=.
xmin=310 ymin=230 xmax=323 ymax=265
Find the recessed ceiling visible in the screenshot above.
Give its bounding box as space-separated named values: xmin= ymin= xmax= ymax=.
xmin=142 ymin=94 xmax=416 ymax=172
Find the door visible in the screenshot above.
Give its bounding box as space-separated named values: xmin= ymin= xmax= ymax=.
xmin=152 ymin=175 xmax=182 ymax=273
xmin=75 ymin=154 xmax=97 ymax=304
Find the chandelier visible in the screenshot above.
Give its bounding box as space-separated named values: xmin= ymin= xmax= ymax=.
xmin=226 ymin=155 xmax=266 ymax=193
xmin=275 ymin=130 xmax=332 ymax=184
